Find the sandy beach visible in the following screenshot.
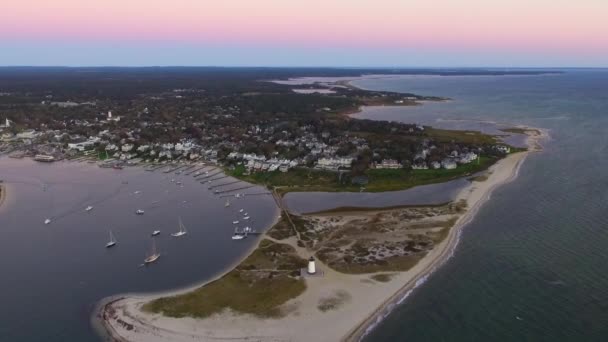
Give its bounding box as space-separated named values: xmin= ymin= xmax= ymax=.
xmin=0 ymin=184 xmax=7 ymax=210
xmin=97 ymin=128 xmax=546 ymax=342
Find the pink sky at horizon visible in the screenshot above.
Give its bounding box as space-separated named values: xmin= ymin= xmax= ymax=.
xmin=2 ymin=0 xmax=607 ymax=66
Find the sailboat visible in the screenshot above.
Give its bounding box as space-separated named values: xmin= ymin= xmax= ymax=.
xmin=105 ymin=231 xmax=117 ymax=248
xmin=225 ymin=199 xmax=230 ymax=207
xmin=239 ymin=209 xmax=244 ymax=213
xmin=171 ymin=217 xmax=187 ymax=237
xmin=232 ymin=227 xmax=246 ymax=240
xmin=144 ymin=239 xmax=160 ymax=264
xmin=135 ymin=209 xmax=145 ymax=215
xmin=85 ymin=205 xmax=94 ymax=212
xmin=44 ymin=218 xmax=51 ymax=225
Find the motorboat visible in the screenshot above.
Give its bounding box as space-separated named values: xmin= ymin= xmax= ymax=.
xmin=151 ymin=230 xmax=161 ymax=236
xmin=136 ymin=209 xmax=145 ymax=215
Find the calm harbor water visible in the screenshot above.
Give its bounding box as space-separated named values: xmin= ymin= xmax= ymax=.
xmin=284 ymin=178 xmax=468 ymax=215
xmin=0 ymin=159 xmax=278 ymax=341
xmin=353 ymin=71 xmax=608 ymax=341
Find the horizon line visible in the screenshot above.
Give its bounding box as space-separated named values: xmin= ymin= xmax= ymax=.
xmin=0 ymin=65 xmax=606 ymax=70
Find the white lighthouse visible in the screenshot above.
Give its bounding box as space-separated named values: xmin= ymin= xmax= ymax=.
xmin=307 ymin=256 xmax=316 ymax=275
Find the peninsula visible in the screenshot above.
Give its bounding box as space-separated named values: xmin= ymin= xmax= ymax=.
xmin=0 ymin=68 xmax=550 ymax=341
xmin=98 ymin=127 xmax=545 ymax=342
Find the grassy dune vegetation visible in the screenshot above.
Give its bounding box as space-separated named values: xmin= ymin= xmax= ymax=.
xmin=143 ymin=239 xmax=307 ymax=318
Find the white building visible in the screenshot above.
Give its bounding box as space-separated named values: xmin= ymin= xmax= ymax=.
xmin=375 ymin=159 xmax=402 ymax=169
xmin=316 ymin=157 xmax=353 ymax=170
xmin=441 ymin=159 xmax=457 ymax=170
xmin=121 ymin=144 xmax=134 ymax=152
xmin=107 ymin=111 xmax=121 ymax=122
xmin=307 ymin=257 xmax=316 ymax=274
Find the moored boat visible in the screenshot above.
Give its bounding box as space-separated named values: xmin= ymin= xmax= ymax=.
xmin=105 ymin=231 xmax=117 ymax=248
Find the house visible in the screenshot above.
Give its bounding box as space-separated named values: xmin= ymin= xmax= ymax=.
xmin=16 ymin=130 xmax=39 ymax=140
xmin=412 ymin=162 xmax=429 ymax=170
xmin=495 ymin=145 xmax=511 ymax=154
xmin=458 ymin=152 xmax=478 ymax=164
xmin=441 ymin=159 xmax=457 ymax=170
xmin=121 ymin=144 xmax=134 ymax=152
xmin=375 ymin=159 xmax=402 ymax=169
xmin=315 ymin=157 xmax=354 ymax=170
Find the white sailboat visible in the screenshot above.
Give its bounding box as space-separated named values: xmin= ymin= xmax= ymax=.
xmin=232 ymin=227 xmax=246 ymax=240
xmin=106 ymin=231 xmax=117 ymax=248
xmin=44 ymin=218 xmax=51 ymax=225
xmin=144 ymin=239 xmax=160 ymax=264
xmin=171 ymin=217 xmax=187 ymax=237
xmin=85 ymin=205 xmax=94 ymax=212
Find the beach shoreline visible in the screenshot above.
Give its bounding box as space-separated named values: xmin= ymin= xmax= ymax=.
xmin=96 ymin=127 xmax=547 ymax=342
xmin=346 ymin=128 xmax=542 ymax=341
xmin=0 ymin=184 xmax=7 ymax=211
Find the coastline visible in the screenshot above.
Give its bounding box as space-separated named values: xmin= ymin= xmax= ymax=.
xmin=92 ymin=204 xmax=282 ymax=340
xmin=96 ymin=127 xmax=546 ymax=342
xmin=0 ymin=184 xmax=7 ymax=211
xmin=346 ymin=128 xmax=542 ymax=341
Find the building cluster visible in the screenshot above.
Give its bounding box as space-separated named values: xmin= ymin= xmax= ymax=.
xmin=1 ymin=105 xmax=510 ymax=176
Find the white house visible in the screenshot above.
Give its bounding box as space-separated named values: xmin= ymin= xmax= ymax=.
xmin=375 ymin=159 xmax=402 ymax=169
xmin=441 ymin=159 xmax=457 ymax=170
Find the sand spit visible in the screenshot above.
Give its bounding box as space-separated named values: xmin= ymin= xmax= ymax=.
xmin=97 ymin=128 xmax=546 ymax=342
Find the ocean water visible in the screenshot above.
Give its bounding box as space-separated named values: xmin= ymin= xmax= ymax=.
xmin=0 ymin=160 xmax=278 ymax=341
xmin=353 ymin=71 xmax=608 ymax=341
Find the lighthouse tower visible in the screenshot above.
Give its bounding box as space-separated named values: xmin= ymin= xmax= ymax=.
xmin=307 ymin=256 xmax=316 ymax=275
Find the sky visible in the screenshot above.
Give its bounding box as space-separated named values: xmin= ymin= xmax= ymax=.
xmin=1 ymin=0 xmax=607 ymax=67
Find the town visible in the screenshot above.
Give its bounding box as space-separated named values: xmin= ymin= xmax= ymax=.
xmin=0 ymin=68 xmax=515 ymax=192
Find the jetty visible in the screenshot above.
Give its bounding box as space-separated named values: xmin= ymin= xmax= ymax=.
xmin=214 ymin=185 xmax=255 ymax=194
xmin=185 ymin=166 xmax=206 ymax=175
xmin=197 ymin=170 xmax=221 ymax=180
xmin=207 ymin=175 xmax=228 ymax=183
xmin=208 ymin=180 xmax=241 ymax=190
